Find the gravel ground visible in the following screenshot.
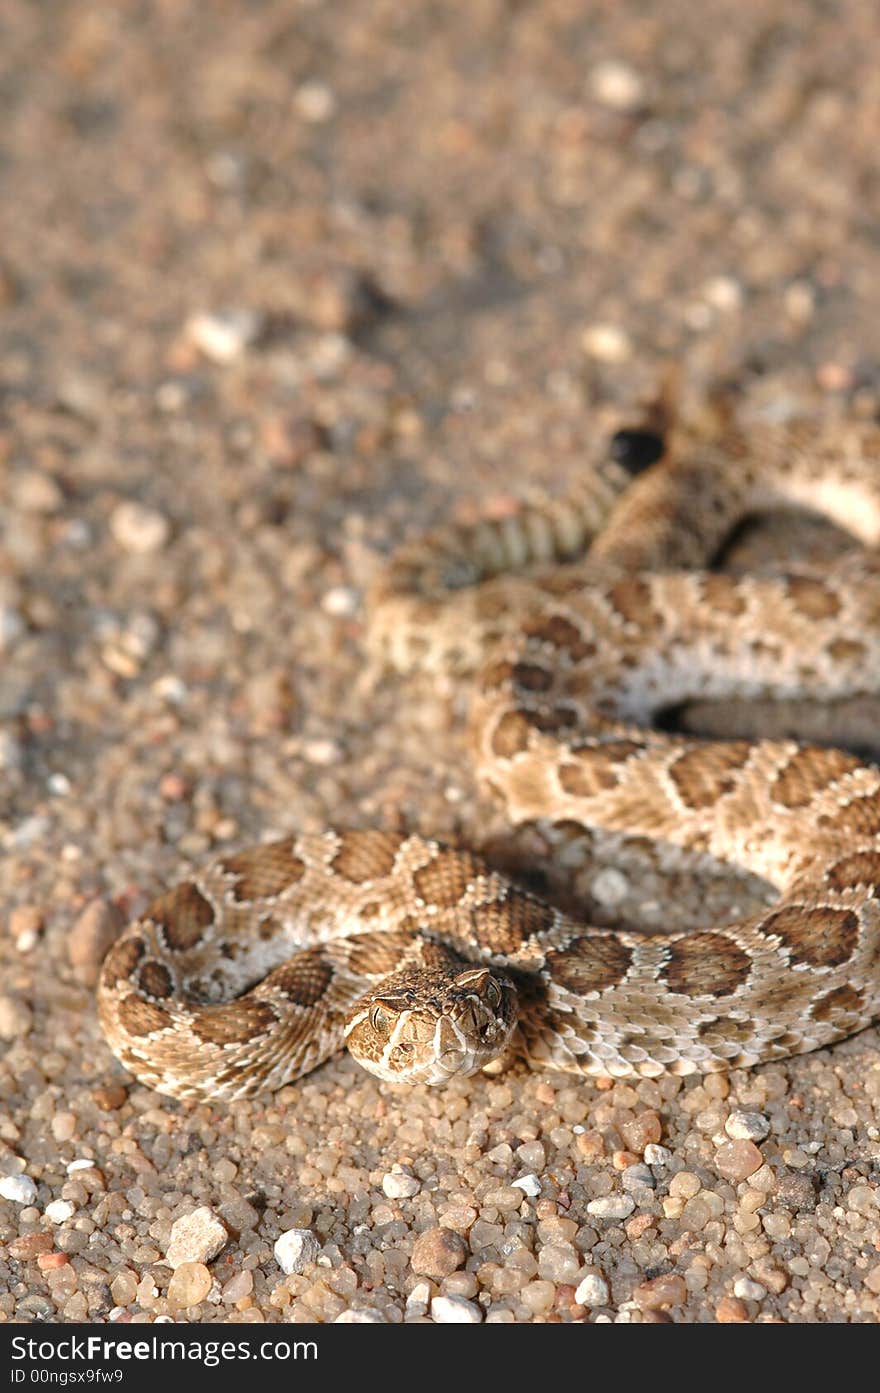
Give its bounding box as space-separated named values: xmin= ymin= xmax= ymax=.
xmin=2 ymin=0 xmax=880 ymax=1325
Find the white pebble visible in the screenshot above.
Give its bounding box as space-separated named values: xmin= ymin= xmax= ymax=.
xmin=110 ymin=501 xmax=170 ymax=554
xmin=581 ymin=323 xmax=632 ymax=364
xmin=703 ymin=275 xmax=743 ymax=312
xmin=166 ymin=1206 xmax=229 ymax=1268
xmin=334 ymin=1308 xmax=386 ymax=1323
xmin=296 ymin=81 xmax=337 ymax=123
xmin=733 ymin=1277 xmax=766 ymax=1301
xmin=382 ymin=1167 xmax=420 ymax=1199
xmin=0 ymin=605 xmax=25 ymax=652
xmin=0 ymin=1174 xmax=37 ymax=1205
xmin=45 ymin=1199 xmax=75 ymax=1223
xmin=431 ymin=1295 xmax=483 ymax=1323
xmin=644 ymin=1144 xmax=672 ymax=1166
xmin=725 ymin=1111 xmax=770 ymax=1142
xmin=575 ymin=1273 xmax=610 ymax=1307
xmin=301 ymin=737 xmax=342 ymax=766
xmin=66 ymin=1159 xmax=96 ymax=1174
xmin=187 ymin=308 xmax=262 ymax=363
xmin=511 ymin=1173 xmax=542 ymax=1198
xmin=274 ymin=1227 xmax=320 ymax=1275
xmin=321 ymin=586 xmax=358 ymax=617
xmin=586 ymin=1194 xmax=635 ymax=1220
xmin=590 ymin=60 xmax=645 ymax=111
xmin=590 ymin=867 xmax=630 ymax=907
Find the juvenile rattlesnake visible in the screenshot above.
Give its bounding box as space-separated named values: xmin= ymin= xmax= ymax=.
xmin=98 ymin=419 xmax=880 ymax=1100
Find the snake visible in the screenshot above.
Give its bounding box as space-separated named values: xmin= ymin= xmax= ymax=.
xmin=96 ymin=417 xmax=880 ymax=1100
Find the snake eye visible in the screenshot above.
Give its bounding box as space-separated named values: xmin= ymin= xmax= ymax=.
xmin=370 ymin=1004 xmax=390 ymax=1035
xmin=484 ymin=978 xmax=501 ymax=1010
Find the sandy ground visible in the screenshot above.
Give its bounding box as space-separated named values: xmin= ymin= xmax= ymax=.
xmin=1 ymin=0 xmax=880 ymax=1324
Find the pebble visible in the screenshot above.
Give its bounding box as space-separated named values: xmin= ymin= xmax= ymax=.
xmin=295 ymin=81 xmax=337 ymax=123
xmin=382 ymin=1167 xmax=421 ymax=1199
xmin=166 ymin=1262 xmax=213 ymax=1309
xmin=321 ymin=586 xmax=359 ymax=617
xmin=0 ymin=605 xmax=25 ymax=652
xmin=632 ymin=1274 xmax=687 ymax=1310
xmin=274 ymin=1227 xmax=320 ymax=1275
xmin=586 ymin=1194 xmax=635 ymax=1220
xmin=0 ymin=730 xmax=23 ymax=770
xmin=714 ymin=1139 xmax=763 ymax=1181
xmin=0 ymin=994 xmax=33 ymax=1039
xmin=590 ymin=866 xmax=630 ymax=906
xmin=334 ymin=1308 xmax=386 ymax=1323
xmin=45 ymin=1200 xmax=75 ymax=1223
xmin=166 ymin=1207 xmax=229 ymax=1268
xmin=9 ymin=905 xmax=43 ymax=951
xmin=13 ymin=470 xmax=63 ymax=513
xmin=644 ymin=1144 xmax=672 ymax=1166
xmin=0 ymin=1173 xmax=37 ymax=1205
xmin=110 ymin=500 xmax=170 ymax=554
xmin=511 ymin=1173 xmax=541 ymax=1198
xmin=411 ymin=1226 xmax=467 ymax=1280
xmin=574 ymin=1273 xmax=610 ymax=1307
xmin=590 ymin=60 xmax=645 ymax=111
xmin=431 ymin=1295 xmax=482 ymax=1323
xmin=581 ymin=323 xmax=632 ymax=364
xmin=186 ymin=308 xmax=262 ymax=363
xmin=733 ymin=1277 xmax=766 ymax=1301
xmin=725 ymin=1111 xmax=770 ymax=1142
xmin=715 ymin=1296 xmax=749 ymax=1323
xmin=68 ymin=899 xmax=124 ymax=986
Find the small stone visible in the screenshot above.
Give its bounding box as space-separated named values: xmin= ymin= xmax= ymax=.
xmin=334 ymin=1308 xmax=386 ymax=1323
xmin=537 ymin=1244 xmax=580 ymax=1283
xmin=9 ymin=906 xmax=43 ymax=948
xmin=166 ymin=1262 xmax=213 ymax=1309
xmin=733 ymin=1277 xmax=766 ymax=1301
xmin=430 ymin=1295 xmax=482 ymax=1323
xmin=512 ymin=1173 xmax=541 ymax=1198
xmin=644 ymin=1144 xmax=672 ymax=1166
xmin=0 ymin=1174 xmax=37 ymax=1205
xmin=91 ymin=1084 xmax=128 ymax=1111
xmin=725 ymin=1111 xmax=770 ymax=1142
xmin=622 ymin=1164 xmax=655 ymax=1191
xmin=13 ymin=470 xmax=63 ymax=513
xmin=45 ymin=1200 xmax=75 ymax=1223
xmin=110 ymin=500 xmax=170 ymax=554
xmin=274 ymin=1228 xmax=320 ymax=1275
xmin=295 ymin=81 xmax=336 ymax=123
xmin=715 ymin=1140 xmax=763 ymax=1181
xmin=68 ymin=899 xmax=124 ymax=986
xmin=581 ymin=323 xmax=632 ymax=364
xmin=0 ymin=605 xmax=25 ymax=653
xmin=51 ymin=1112 xmax=77 ymax=1143
xmin=186 ymin=308 xmax=262 ymax=363
xmin=575 ymin=1272 xmax=610 ymax=1307
xmin=321 ymin=586 xmax=358 ymax=617
xmin=632 ymin=1274 xmax=687 ymax=1310
xmin=166 ymin=1207 xmax=229 ymax=1268
xmin=110 ymin=1271 xmax=138 ymax=1306
xmin=586 ymin=1194 xmax=635 ymax=1220
xmin=864 ymin=1265 xmax=880 ymax=1295
xmin=8 ymin=1232 xmax=53 ymax=1259
xmin=590 ymin=866 xmax=630 ymax=906
xmin=222 ymin=1271 xmax=253 ymax=1303
xmin=382 ymin=1167 xmax=420 ymax=1199
xmin=716 ymin=1296 xmax=749 ymax=1323
xmin=0 ymin=730 xmax=23 ymax=770
xmin=411 ymin=1226 xmax=467 ymax=1280
xmin=0 ymin=994 xmax=33 ymax=1039
xmin=37 ymin=1252 xmax=70 ymax=1271
xmin=590 ymin=60 xmax=644 ymax=111
xmin=703 ymin=275 xmax=743 ymax=312
xmin=619 ymin=1111 xmax=662 ymax=1151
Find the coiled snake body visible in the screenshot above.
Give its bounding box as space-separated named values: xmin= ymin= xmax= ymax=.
xmin=98 ymin=420 xmax=880 ymax=1100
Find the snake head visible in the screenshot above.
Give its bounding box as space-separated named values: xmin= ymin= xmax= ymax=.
xmin=343 ymin=965 xmax=517 ymax=1085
